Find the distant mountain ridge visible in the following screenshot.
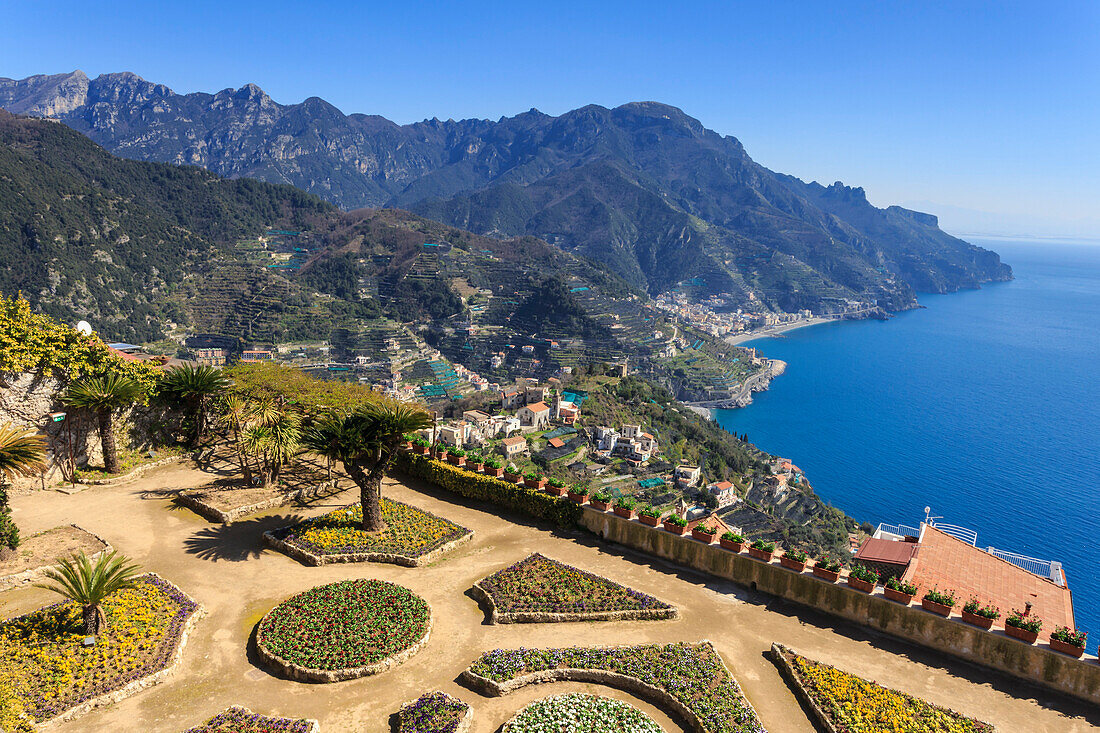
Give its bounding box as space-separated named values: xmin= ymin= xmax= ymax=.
xmin=0 ymin=71 xmax=1012 ymax=311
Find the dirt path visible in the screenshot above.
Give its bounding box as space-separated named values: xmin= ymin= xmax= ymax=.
xmin=5 ymin=462 xmax=1097 ymax=732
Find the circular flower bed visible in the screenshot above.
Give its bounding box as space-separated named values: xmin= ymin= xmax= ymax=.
xmin=256 ymin=579 xmax=431 ymax=681
xmin=503 ymin=694 xmax=663 ymax=732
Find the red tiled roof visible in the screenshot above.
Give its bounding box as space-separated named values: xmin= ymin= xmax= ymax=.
xmin=687 ymin=513 xmax=733 ymax=534
xmin=855 ymin=538 xmax=917 ymax=566
xmin=525 ymin=401 xmax=550 ymax=412
xmin=502 ymin=436 xmax=526 ymax=446
xmin=547 ymin=437 xmax=566 ymax=448
xmin=903 ymin=525 xmax=1075 ymax=639
xmin=711 ymin=481 xmax=734 ymax=491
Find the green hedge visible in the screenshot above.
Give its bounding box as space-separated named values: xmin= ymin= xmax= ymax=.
xmin=394 ymin=452 xmax=582 ymax=528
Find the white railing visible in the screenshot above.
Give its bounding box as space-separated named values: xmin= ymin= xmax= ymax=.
xmin=987 ymin=548 xmax=1065 ymax=586
xmin=874 ymin=523 xmax=921 ymax=540
xmin=930 ymin=522 xmax=978 ymax=546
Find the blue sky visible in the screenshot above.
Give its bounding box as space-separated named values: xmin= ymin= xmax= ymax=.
xmin=3 ymin=1 xmax=1098 ymax=236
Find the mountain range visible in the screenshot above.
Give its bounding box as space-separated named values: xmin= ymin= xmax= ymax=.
xmin=0 ymin=70 xmax=1012 ymax=312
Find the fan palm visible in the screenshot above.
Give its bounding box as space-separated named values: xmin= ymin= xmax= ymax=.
xmin=35 ymin=550 xmax=141 ymax=635
xmin=300 ymin=398 xmax=431 ymax=532
xmin=159 ymin=365 xmax=231 ymax=448
xmin=0 ymin=423 xmax=46 ymax=555
xmin=63 ymin=374 xmax=145 ymax=473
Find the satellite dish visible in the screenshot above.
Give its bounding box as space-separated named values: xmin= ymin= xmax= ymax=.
xmin=76 ymin=321 xmax=93 ymax=336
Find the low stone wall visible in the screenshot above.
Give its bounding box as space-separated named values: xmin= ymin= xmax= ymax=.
xmin=177 ymin=480 xmax=343 ymax=524
xmin=73 ymin=455 xmax=188 ymax=486
xmin=0 ymin=525 xmax=112 ymax=593
xmin=187 ymin=707 xmax=321 ymax=733
xmin=262 ymin=528 xmax=473 ymax=568
xmin=580 ymin=507 xmax=1100 ymax=707
xmin=469 ymin=581 xmax=678 ymax=625
xmin=768 ymin=643 xmax=841 ymax=733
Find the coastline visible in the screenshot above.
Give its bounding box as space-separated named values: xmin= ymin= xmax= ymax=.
xmin=723 ymin=316 xmax=835 ymax=346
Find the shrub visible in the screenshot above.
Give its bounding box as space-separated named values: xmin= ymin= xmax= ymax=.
xmin=547 ymin=477 xmax=565 ymax=488
xmin=1005 ymin=610 xmax=1042 ymax=634
xmin=523 ymin=471 xmax=543 ymax=482
xmin=484 ymin=458 xmax=503 ymax=469
xmin=963 ymin=598 xmax=1000 ymax=620
xmin=664 ymin=515 xmax=688 ymax=527
xmin=592 ymin=490 xmax=612 ymax=503
xmin=569 ymin=485 xmax=589 ymax=496
xmin=848 ymin=563 xmax=879 ymax=584
xmin=750 ymin=539 xmax=775 ymax=552
xmin=639 ymin=505 xmax=662 ymax=518
xmin=885 ymin=577 xmax=919 ymax=595
xmin=614 ymin=496 xmax=637 ymax=510
xmin=721 ymin=531 xmax=745 ymax=543
xmin=1050 ymin=626 xmax=1087 ymax=648
xmin=449 ymin=448 xmax=466 ymax=458
xmin=923 ymin=588 xmax=957 ymax=607
xmin=784 ymin=548 xmax=807 ymax=563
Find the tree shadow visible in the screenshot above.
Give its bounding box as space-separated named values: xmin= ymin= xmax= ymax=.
xmin=182 ymin=513 xmax=303 ymax=563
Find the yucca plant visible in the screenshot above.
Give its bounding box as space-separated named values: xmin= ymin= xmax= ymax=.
xmin=159 ymin=365 xmax=231 ymax=447
xmin=63 ymin=373 xmax=145 ymax=473
xmin=35 ymin=551 xmax=141 ymax=636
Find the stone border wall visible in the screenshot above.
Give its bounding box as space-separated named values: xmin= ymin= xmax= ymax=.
xmin=73 ymin=455 xmax=187 ymax=485
xmin=185 ymin=706 xmax=321 ymax=733
xmin=262 ymin=528 xmax=473 ymax=568
xmin=469 ymin=580 xmax=678 ymax=624
xmin=768 ymin=643 xmax=843 ymax=733
xmin=257 ymin=610 xmax=432 ymax=683
xmin=37 ymin=572 xmax=205 ymax=727
xmin=396 ymin=692 xmax=471 ymax=733
xmin=177 ymin=480 xmax=344 ymax=524
xmin=0 ymin=525 xmax=113 ymax=593
xmin=581 ymin=508 xmax=1100 ymax=707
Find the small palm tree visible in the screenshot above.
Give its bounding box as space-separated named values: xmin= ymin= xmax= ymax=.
xmin=159 ymin=365 xmax=231 ymax=448
xmin=63 ymin=373 xmax=145 ymax=473
xmin=0 ymin=423 xmax=46 ymax=556
xmin=218 ymin=394 xmax=255 ymax=485
xmin=35 ymin=551 xmax=141 ymax=635
xmin=301 ymin=398 xmax=431 ymax=532
xmin=241 ymin=407 xmax=301 ymax=488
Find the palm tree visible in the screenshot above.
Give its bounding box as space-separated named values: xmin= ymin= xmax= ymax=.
xmin=0 ymin=423 xmax=46 ymax=557
xmin=63 ymin=373 xmax=145 ymax=473
xmin=301 ymin=398 xmax=431 ymax=532
xmin=241 ymin=407 xmax=301 ymax=488
xmin=159 ymin=365 xmax=231 ymax=448
xmin=35 ymin=551 xmax=141 ymax=636
xmin=218 ymin=394 xmax=255 ymax=485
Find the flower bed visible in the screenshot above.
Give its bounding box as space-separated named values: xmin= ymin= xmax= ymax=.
xmin=463 ymin=641 xmax=765 ymax=733
xmin=397 ymin=691 xmax=471 ymax=733
xmin=0 ymin=574 xmax=200 ymax=726
xmin=184 ymin=706 xmax=319 ymax=733
xmin=472 ymin=553 xmax=676 ymax=623
xmin=502 ymin=693 xmax=661 ymax=733
xmin=771 ymin=644 xmax=992 ymax=733
xmin=263 ymin=498 xmax=472 ymax=567
xmin=256 ymin=579 xmax=430 ymax=682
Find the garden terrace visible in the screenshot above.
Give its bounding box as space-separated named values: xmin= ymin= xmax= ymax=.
xmin=771 ymin=644 xmax=994 ymax=733
xmin=263 ymin=498 xmax=472 ymax=566
xmin=463 ymin=641 xmax=765 ymax=733
xmin=256 ymin=579 xmax=431 ymax=682
xmin=183 ymin=706 xmax=319 ymax=733
xmin=472 ymin=553 xmax=676 ymax=623
xmin=502 ymin=693 xmax=661 ymax=732
xmin=0 ymin=573 xmax=200 ymax=726
xmin=397 ymin=691 xmax=471 ymax=733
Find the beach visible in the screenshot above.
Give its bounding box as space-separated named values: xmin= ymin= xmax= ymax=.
xmin=723 ymin=316 xmax=834 ymax=345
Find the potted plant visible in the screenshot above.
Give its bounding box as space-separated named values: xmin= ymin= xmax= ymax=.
xmin=614 ymin=496 xmax=637 ymax=519
xmin=465 ymin=451 xmax=484 ymax=472
xmin=719 ymin=531 xmax=746 ymax=552
xmin=780 ymin=547 xmax=808 ymax=572
xmin=590 ymin=490 xmax=613 ymax=511
xmin=447 ymin=447 xmax=466 ymax=466
xmin=1049 ymin=626 xmax=1087 ymax=658
xmin=483 ymin=458 xmax=505 ymax=478
xmin=413 ymin=437 xmax=431 ymax=455
xmin=639 ymin=505 xmax=662 ymax=527
xmin=921 ymin=587 xmax=957 ymax=617
xmin=748 ymin=539 xmax=776 ymax=562
xmin=503 ymin=465 xmax=523 ymax=483
xmin=663 ymin=514 xmax=688 ymax=535
xmin=846 ymin=563 xmax=879 ymax=593
xmin=812 ymin=556 xmax=843 ymax=582
xmin=523 ymin=471 xmax=546 ymax=490
xmin=1005 ymin=610 xmax=1043 ymax=644
xmin=434 ymin=445 xmax=449 ymax=460
xmin=962 ymin=598 xmax=1000 ymax=630
xmin=691 ymin=523 xmax=717 ymax=544
xmin=883 ymin=576 xmax=919 ymax=605
xmin=401 ymin=433 xmax=415 ymax=450
xmin=566 ymin=484 xmax=589 ymax=504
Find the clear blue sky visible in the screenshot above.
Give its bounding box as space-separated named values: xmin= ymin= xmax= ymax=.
xmin=3 ymin=1 xmax=1098 ymax=236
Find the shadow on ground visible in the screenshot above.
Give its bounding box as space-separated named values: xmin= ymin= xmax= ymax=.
xmin=183 ymin=514 xmax=303 ymax=562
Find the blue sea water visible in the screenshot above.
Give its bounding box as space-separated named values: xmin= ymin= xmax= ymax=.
xmin=715 ymin=239 xmax=1100 ymax=643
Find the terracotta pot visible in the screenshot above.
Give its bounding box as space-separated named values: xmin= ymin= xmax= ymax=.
xmin=467 ymin=462 xmax=484 ymax=473
xmin=590 ymin=499 xmax=611 ymax=511
xmin=524 ymin=477 xmax=547 ymax=490
xmin=847 ymin=576 xmax=875 ymax=594
xmin=1049 ymin=638 xmax=1085 ymax=658
xmin=504 ymin=472 xmax=522 ymax=483
xmin=883 ymin=587 xmax=915 ymax=605
xmin=417 ymin=446 xmax=430 ymax=455
xmin=447 ymin=455 xmax=465 ymax=466
xmin=691 ymin=528 xmax=716 ymax=543
xmin=639 ymin=514 xmax=661 ymax=527
xmin=544 ymin=485 xmax=567 ymax=497
xmin=748 ymin=547 xmax=775 ymax=562
xmin=402 ymin=441 xmax=413 ymax=449
xmin=484 ymin=467 xmax=504 ymax=477
xmin=719 ymin=538 xmax=745 ymax=552
xmin=812 ymin=566 xmax=840 ymax=583
xmin=780 ymin=555 xmax=807 ymax=572
xmin=567 ymin=491 xmax=588 ymax=505
xmin=663 ymin=521 xmax=688 ymax=536
xmin=962 ymin=610 xmax=995 ymax=630
xmin=613 ymin=507 xmax=636 ymax=519
xmin=1005 ymin=624 xmax=1039 ymax=644
xmin=921 ymin=598 xmax=954 ymax=617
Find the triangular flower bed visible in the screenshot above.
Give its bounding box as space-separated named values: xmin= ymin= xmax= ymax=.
xmin=472 ymin=553 xmax=676 ymax=623
xmin=184 ymin=706 xmax=320 ymax=732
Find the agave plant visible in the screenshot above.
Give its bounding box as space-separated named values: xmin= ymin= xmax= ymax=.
xmin=159 ymin=365 xmax=231 ymax=447
xmin=63 ymin=373 xmax=145 ymax=473
xmin=35 ymin=551 xmax=141 ymax=635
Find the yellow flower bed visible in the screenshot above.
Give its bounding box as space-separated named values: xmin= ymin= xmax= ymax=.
xmin=0 ymin=576 xmax=193 ymax=723
xmin=790 ymin=653 xmax=993 ymax=732
xmin=287 ymin=498 xmax=469 ymax=558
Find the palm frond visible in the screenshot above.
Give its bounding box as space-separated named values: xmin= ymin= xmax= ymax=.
xmin=0 ymin=422 xmax=46 ymax=481
xmin=35 ymin=550 xmax=141 ymax=605
xmin=63 ymin=373 xmax=145 ymax=411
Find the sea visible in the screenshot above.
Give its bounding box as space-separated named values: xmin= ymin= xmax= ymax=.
xmin=714 ymin=238 xmax=1100 ymax=646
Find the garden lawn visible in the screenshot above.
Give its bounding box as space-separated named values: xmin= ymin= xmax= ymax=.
xmin=503 ymin=693 xmax=661 ymax=733
xmin=0 ymin=575 xmax=197 ymax=724
xmin=257 ymin=579 xmax=429 ymax=672
xmin=276 ymin=498 xmax=469 ymax=559
xmin=782 ymin=648 xmax=993 ymax=732
xmin=398 ymin=692 xmax=469 ymax=733
xmin=478 ymin=553 xmax=673 ymax=616
xmin=466 ymin=642 xmax=764 ymax=733
xmin=183 ymin=706 xmax=316 ymax=732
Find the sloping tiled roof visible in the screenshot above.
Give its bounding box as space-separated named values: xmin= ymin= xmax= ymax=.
xmin=525 ymin=401 xmax=550 ymax=412
xmin=902 ymin=525 xmax=1075 ymax=639
xmin=547 ymin=437 xmax=566 ymax=448
xmin=855 ymin=538 xmax=917 ymax=566
xmin=501 ymin=436 xmax=526 ymax=446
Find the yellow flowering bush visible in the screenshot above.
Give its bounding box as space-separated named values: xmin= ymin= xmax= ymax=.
xmin=0 ymin=576 xmax=197 ymax=722
xmin=788 ymin=651 xmax=993 ymax=732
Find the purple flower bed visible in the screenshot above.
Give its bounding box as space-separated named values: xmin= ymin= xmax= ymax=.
xmin=184 ymin=706 xmax=315 ymax=732
xmin=477 ymin=554 xmax=672 ymax=615
xmin=398 ymin=692 xmax=469 ymax=733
